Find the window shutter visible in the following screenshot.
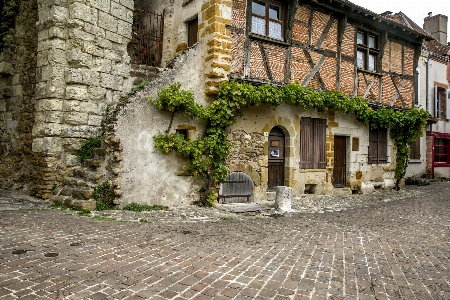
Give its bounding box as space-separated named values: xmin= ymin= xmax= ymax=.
xmin=447 ymin=89 xmax=450 ymax=120
xmin=434 ymin=85 xmax=439 ymax=118
xmin=368 ymin=128 xmax=378 ymax=164
xmin=314 ymin=118 xmax=327 ymax=169
xmin=378 ymin=129 xmax=388 ymax=163
xmin=300 ymin=117 xmax=313 ymax=168
xmin=409 ymin=137 xmax=421 ymax=160
xmin=188 ymin=18 xmax=198 ymax=47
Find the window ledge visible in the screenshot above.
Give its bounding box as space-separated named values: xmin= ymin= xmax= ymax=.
xmin=434 ymin=163 xmax=450 ymax=167
xmin=357 ymin=69 xmax=382 ymax=77
xmin=249 ymin=33 xmax=289 ymax=47
xmin=409 ymin=159 xmax=422 ymax=163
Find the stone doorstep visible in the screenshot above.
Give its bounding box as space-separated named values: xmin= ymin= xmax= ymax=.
xmin=219 ymin=203 xmax=271 ymax=213
xmin=50 ymin=195 xmax=96 ymax=211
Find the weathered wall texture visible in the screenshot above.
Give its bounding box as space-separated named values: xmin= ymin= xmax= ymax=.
xmin=0 ymin=0 xmax=38 ymax=189
xmin=115 ymin=46 xmax=207 ymax=207
xmin=32 ymin=0 xmax=134 ymax=197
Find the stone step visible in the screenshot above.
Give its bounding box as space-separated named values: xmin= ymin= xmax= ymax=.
xmin=50 ymin=195 xmax=96 ymax=211
xmin=333 ymin=187 xmax=352 ymax=196
xmin=83 ymin=158 xmax=103 ymax=168
xmin=93 ymin=147 xmax=106 ymax=157
xmin=63 ymin=177 xmax=95 ymax=189
xmin=72 ymin=167 xmax=104 ymax=183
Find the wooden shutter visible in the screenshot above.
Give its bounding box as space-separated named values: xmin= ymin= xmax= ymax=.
xmin=378 ymin=128 xmax=388 ymax=163
xmin=446 ymin=89 xmax=450 ymax=120
xmin=300 ymin=117 xmax=313 ymax=168
xmin=369 ymin=128 xmax=387 ymax=164
xmin=434 ymin=85 xmax=439 ymax=118
xmin=314 ymin=118 xmax=326 ymax=169
xmin=188 ymin=18 xmax=198 ymax=47
xmin=409 ymin=137 xmax=421 ymax=160
xmin=368 ymin=128 xmax=378 ymax=164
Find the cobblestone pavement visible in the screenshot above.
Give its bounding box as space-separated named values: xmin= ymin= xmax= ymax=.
xmin=0 ymin=183 xmax=449 ymax=299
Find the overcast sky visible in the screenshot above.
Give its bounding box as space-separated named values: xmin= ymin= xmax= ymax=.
xmin=350 ymin=0 xmax=450 ymax=42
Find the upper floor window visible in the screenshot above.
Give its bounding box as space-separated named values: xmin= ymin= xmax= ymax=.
xmin=356 ymin=31 xmax=379 ymax=72
xmin=251 ymin=0 xmax=284 ymax=40
xmin=187 ymin=17 xmax=198 ymax=47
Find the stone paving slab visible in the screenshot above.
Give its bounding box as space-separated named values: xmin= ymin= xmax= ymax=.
xmin=0 ymin=183 xmax=449 ymax=299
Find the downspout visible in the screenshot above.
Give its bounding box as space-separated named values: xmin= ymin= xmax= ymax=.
xmin=425 ymin=49 xmax=435 ymax=178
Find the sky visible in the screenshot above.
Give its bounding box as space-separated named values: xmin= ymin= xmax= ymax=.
xmin=350 ymin=0 xmax=450 ymax=42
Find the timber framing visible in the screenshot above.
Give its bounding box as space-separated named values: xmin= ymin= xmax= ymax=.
xmin=229 ymin=0 xmax=432 ymax=110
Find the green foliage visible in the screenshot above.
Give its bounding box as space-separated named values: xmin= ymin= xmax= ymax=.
xmin=129 ymin=81 xmax=150 ymax=95
xmin=73 ymin=137 xmax=102 ymax=162
xmin=139 ymin=219 xmax=148 ymax=223
xmin=78 ymin=208 xmax=91 ymax=216
xmin=93 ymin=182 xmax=115 ymax=211
xmin=151 ymin=81 xmax=429 ymax=202
xmin=122 ymin=203 xmax=168 ymax=212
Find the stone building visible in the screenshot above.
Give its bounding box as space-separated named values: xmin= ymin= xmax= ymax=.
xmin=0 ymin=0 xmax=433 ymax=207
xmin=406 ymin=13 xmax=450 ymax=179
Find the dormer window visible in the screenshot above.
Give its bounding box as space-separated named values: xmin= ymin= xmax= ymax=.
xmin=356 ymin=31 xmax=379 ymax=72
xmin=251 ymin=0 xmax=284 ymax=40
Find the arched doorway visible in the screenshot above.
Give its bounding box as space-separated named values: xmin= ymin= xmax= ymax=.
xmin=268 ymin=126 xmax=285 ymax=189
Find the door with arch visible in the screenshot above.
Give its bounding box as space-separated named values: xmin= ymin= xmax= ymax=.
xmin=268 ymin=126 xmax=285 ymax=189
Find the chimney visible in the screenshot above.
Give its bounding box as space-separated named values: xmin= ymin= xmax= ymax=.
xmin=423 ymin=13 xmax=448 ymax=44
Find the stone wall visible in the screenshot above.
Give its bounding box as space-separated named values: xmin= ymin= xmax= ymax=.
xmin=0 ymin=0 xmax=39 ymax=189
xmin=32 ymin=0 xmax=134 ymax=198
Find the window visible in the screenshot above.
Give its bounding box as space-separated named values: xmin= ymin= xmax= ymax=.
xmin=409 ymin=137 xmax=421 ymax=160
xmin=434 ymin=138 xmax=449 ymax=163
xmin=176 ymin=129 xmax=188 ymax=140
xmin=368 ymin=128 xmax=387 ymax=164
xmin=300 ymin=117 xmax=326 ymax=169
xmin=434 ymin=86 xmax=450 ymax=119
xmin=187 ymin=17 xmax=198 ymax=47
xmin=356 ymin=31 xmax=379 ymax=72
xmin=251 ymin=0 xmax=284 ymax=40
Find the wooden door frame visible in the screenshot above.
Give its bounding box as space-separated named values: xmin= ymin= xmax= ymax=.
xmin=333 ymin=135 xmax=348 ymax=188
xmin=268 ymin=126 xmax=286 ymax=190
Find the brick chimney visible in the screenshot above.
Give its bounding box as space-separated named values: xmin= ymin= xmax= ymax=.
xmin=423 ymin=13 xmax=448 ymax=44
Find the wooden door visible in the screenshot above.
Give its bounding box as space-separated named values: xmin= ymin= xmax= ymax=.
xmin=268 ymin=127 xmax=285 ymax=189
xmin=333 ymin=136 xmax=347 ymax=187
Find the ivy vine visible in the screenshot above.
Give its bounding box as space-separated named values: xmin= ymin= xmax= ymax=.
xmin=150 ymin=81 xmax=429 ymax=205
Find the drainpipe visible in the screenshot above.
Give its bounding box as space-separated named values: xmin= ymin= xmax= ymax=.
xmin=426 ymin=51 xmax=430 ymax=111
xmin=431 ymin=126 xmax=435 ymax=179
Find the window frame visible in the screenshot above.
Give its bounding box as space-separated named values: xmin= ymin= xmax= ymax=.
xmin=251 ymin=0 xmax=285 ymax=40
xmin=187 ymin=17 xmax=198 ymax=48
xmin=368 ymin=127 xmax=388 ymax=164
xmin=356 ymin=30 xmax=380 ymax=73
xmin=434 ymin=138 xmax=449 ymax=165
xmin=300 ymin=117 xmax=326 ymax=169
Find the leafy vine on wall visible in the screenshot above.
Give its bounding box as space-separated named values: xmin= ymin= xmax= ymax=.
xmin=150 ymin=81 xmax=429 ymax=206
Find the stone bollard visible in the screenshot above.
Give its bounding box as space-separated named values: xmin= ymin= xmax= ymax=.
xmin=275 ymin=186 xmax=292 ymax=211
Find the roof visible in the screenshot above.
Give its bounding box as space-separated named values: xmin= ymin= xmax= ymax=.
xmin=424 ymin=39 xmax=450 ymax=56
xmin=380 ymin=12 xmax=431 ymax=38
xmin=315 ymin=0 xmax=433 ymax=41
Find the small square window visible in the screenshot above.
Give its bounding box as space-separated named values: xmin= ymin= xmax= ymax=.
xmin=251 ymin=0 xmax=284 ymax=40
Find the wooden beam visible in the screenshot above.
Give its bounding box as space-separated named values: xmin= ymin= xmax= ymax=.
xmin=315 ymin=16 xmax=334 ymax=48
xmin=243 ymin=0 xmax=253 ymax=77
xmin=302 ymin=50 xmax=327 ymax=90
xmin=336 ymin=14 xmax=347 ymax=91
xmin=259 ymin=42 xmax=273 ymax=81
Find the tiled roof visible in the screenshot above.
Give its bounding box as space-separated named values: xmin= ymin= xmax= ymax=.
xmin=423 ymin=39 xmax=450 ymax=57
xmin=380 ymin=12 xmax=431 ymax=38
xmin=317 ymin=0 xmax=433 ymax=40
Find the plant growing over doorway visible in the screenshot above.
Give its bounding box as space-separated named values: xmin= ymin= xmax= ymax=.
xmin=150 ymin=81 xmax=429 ymax=205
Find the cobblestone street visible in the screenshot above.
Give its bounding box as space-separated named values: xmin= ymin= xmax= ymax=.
xmin=1 ymin=182 xmax=450 ymax=299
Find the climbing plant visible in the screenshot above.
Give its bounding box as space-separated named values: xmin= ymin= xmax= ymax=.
xmin=150 ymin=81 xmax=429 ymax=205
